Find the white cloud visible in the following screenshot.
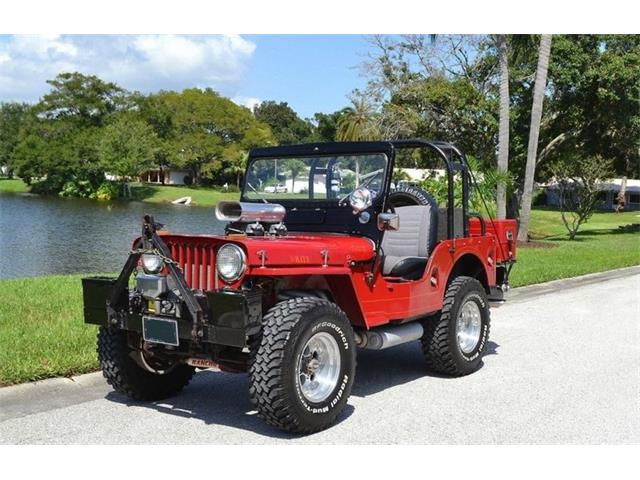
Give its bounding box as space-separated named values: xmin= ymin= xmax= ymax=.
xmin=232 ymin=95 xmax=261 ymax=111
xmin=0 ymin=34 xmax=256 ymax=102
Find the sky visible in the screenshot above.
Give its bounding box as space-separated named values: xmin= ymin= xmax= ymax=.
xmin=0 ymin=34 xmax=371 ymax=119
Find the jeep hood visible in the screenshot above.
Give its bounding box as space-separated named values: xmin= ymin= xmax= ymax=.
xmin=159 ymin=232 xmax=375 ymax=269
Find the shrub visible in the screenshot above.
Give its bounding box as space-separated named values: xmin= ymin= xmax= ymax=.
xmin=59 ymin=178 xmax=95 ymax=198
xmin=94 ymin=181 xmax=120 ymax=200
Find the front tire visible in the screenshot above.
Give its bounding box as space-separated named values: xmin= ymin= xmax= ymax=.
xmin=421 ymin=276 xmax=491 ymax=376
xmin=97 ymin=326 xmax=195 ymax=401
xmin=249 ymin=298 xmax=356 ymax=434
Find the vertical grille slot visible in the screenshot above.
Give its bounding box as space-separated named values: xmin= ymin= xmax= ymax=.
xmin=165 ymin=239 xmax=216 ymax=290
xmin=208 ymin=246 xmax=215 ymax=290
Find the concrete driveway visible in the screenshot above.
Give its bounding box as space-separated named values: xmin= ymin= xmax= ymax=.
xmin=1 ymin=267 xmax=638 ymax=444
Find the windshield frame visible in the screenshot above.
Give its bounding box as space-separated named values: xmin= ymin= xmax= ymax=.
xmin=234 ymin=142 xmax=396 ymax=240
xmin=240 ymin=152 xmax=391 ymax=206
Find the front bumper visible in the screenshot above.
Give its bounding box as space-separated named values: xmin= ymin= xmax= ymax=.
xmin=81 ymin=276 xmax=262 ymax=348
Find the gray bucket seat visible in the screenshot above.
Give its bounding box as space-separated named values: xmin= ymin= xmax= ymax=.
xmin=381 ymin=203 xmax=439 ymax=280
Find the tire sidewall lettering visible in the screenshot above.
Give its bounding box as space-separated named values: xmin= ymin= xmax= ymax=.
xmin=295 ymin=318 xmax=351 ymax=415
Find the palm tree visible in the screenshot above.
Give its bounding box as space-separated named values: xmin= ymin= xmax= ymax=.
xmin=495 ymin=34 xmax=510 ymax=219
xmin=517 ymin=34 xmax=553 ymax=242
xmin=337 ymin=97 xmax=380 ymax=188
xmin=336 ymin=97 xmax=380 ymax=142
xmin=283 ymin=159 xmax=306 ymax=192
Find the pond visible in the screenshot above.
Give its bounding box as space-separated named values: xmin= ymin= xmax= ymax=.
xmin=0 ymin=193 xmax=226 ymax=280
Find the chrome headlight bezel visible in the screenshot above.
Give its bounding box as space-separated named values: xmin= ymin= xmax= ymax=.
xmin=216 ymin=243 xmax=246 ymax=283
xmin=141 ymin=253 xmax=164 ymax=274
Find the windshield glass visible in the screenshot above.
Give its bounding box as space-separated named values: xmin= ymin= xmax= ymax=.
xmin=242 ymin=154 xmax=388 ymax=202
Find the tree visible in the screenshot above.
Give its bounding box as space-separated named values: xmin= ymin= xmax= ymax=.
xmin=551 ymin=155 xmax=614 ymax=239
xmin=359 ymin=35 xmax=500 ymax=163
xmin=0 ymin=102 xmax=30 ymax=177
xmin=379 ymin=75 xmax=498 ymax=163
xmin=282 ymin=159 xmax=307 ymax=191
xmin=253 ymin=101 xmax=314 ymax=145
xmin=11 ymin=72 xmax=135 ymax=194
xmin=313 ymin=109 xmax=349 ymax=142
xmin=616 ymin=176 xmax=627 ymax=213
xmin=98 ymin=116 xmax=158 ymax=197
xmin=38 ymin=72 xmax=131 ymax=127
xmin=518 ymin=34 xmax=553 ymax=242
xmin=495 ymin=35 xmax=510 ymax=219
xmin=336 ymin=96 xmax=380 ymax=141
xmin=540 ymin=35 xmax=640 ymax=177
xmin=13 ymin=112 xmax=104 ymax=193
xmin=142 ymin=89 xmax=274 ymax=184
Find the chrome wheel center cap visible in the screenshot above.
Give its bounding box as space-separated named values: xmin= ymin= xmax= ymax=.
xmin=297 ymin=331 xmax=341 ymax=403
xmin=306 ymin=357 xmax=321 ymax=374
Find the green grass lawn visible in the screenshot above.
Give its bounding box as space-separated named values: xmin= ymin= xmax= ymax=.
xmin=0 ymin=208 xmax=638 ymax=386
xmin=0 ymin=177 xmax=238 ymax=206
xmin=0 ymin=177 xmax=29 ymax=193
xmin=129 ymin=182 xmax=238 ymax=206
xmin=0 ymin=275 xmax=98 ymax=386
xmin=509 ymin=209 xmax=640 ymax=286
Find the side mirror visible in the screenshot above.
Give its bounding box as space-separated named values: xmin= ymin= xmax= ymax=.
xmin=377 ymin=212 xmax=400 ymax=231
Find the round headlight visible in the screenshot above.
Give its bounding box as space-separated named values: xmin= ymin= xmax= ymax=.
xmin=216 ymin=244 xmax=246 ymax=282
xmin=142 ymin=253 xmax=164 ymax=274
xmin=349 ymin=187 xmax=373 ymax=213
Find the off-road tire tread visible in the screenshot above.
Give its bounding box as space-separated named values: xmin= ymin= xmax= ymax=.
xmin=249 ymin=297 xmax=353 ymax=434
xmin=97 ymin=326 xmax=194 ymax=401
xmin=389 ymin=185 xmax=438 ymax=208
xmin=421 ymin=276 xmax=490 ymax=376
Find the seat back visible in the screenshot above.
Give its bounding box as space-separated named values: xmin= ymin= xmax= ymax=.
xmin=381 ymin=204 xmax=438 ymax=259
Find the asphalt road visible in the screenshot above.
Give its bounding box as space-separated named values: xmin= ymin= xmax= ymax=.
xmin=1 ymin=267 xmax=639 ymax=444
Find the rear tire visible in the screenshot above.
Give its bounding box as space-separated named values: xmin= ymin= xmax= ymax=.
xmin=389 ymin=185 xmax=437 ymax=208
xmin=97 ymin=326 xmax=194 ymax=401
xmin=421 ymin=276 xmax=490 ymax=376
xmin=249 ymin=297 xmax=356 ymax=434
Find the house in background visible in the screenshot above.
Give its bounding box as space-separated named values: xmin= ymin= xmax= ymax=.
xmin=544 ymin=177 xmax=640 ymax=211
xmin=139 ymin=167 xmax=191 ymax=185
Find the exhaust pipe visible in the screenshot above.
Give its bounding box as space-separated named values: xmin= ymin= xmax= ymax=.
xmin=215 ymin=201 xmax=286 ymax=224
xmin=355 ymin=322 xmax=424 ymax=350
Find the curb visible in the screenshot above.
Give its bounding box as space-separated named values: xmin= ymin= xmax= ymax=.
xmin=0 ymin=372 xmax=109 ymax=422
xmin=506 ymin=265 xmax=640 ymax=303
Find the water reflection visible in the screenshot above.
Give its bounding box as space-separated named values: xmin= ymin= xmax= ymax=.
xmin=0 ymin=193 xmax=226 ymax=279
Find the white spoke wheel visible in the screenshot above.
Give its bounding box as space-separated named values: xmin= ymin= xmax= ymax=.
xmin=297 ymin=332 xmax=342 ymax=403
xmin=249 ymin=297 xmax=356 ymax=434
xmin=421 ymin=276 xmax=491 ymax=376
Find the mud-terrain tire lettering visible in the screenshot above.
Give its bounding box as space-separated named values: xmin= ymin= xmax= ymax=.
xmin=420 ymin=276 xmax=491 ymax=376
xmin=249 ymin=297 xmax=356 ymax=434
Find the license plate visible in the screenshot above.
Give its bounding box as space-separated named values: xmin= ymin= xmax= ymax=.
xmin=142 ymin=316 xmax=179 ymax=346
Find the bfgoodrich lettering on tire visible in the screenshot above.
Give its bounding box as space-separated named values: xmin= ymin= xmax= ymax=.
xmin=421 ymin=276 xmax=491 ymax=376
xmin=249 ymin=297 xmax=356 ymax=434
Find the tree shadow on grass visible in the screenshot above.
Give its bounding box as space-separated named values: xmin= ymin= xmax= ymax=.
xmin=105 ymin=339 xmax=499 ymax=438
xmin=531 ymin=223 xmax=640 ymax=242
xmin=129 ymin=185 xmax=159 ymax=202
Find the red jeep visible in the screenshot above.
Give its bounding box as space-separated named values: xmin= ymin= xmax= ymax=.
xmin=82 ymin=140 xmax=516 ymax=434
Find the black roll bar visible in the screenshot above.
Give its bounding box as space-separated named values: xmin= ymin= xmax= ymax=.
xmin=390 ymin=139 xmax=470 ymax=239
